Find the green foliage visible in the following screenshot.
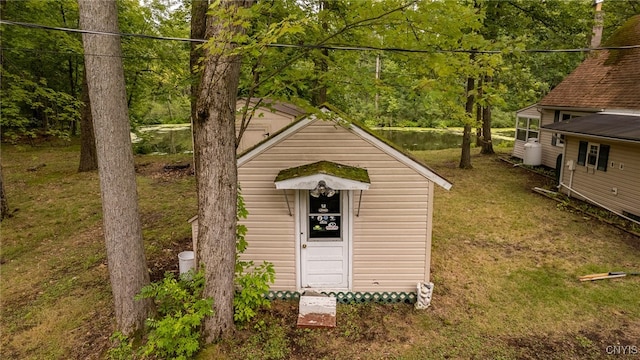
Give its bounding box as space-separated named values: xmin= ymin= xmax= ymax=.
xmin=107 ymin=332 xmax=135 ymax=360
xmin=234 ymin=190 xmax=276 ymax=324
xmin=134 ymin=270 xmax=213 ymax=360
xmin=236 ymin=321 xmax=291 ymax=360
xmin=1 ymin=0 xmax=192 ymax=136
xmin=491 ymin=108 xmax=515 ymax=128
xmin=1 ymin=71 xmax=81 ymax=142
xmin=1 ymin=0 xmax=83 ymax=140
xmin=118 ymin=0 xmax=191 ymax=127
xmin=234 ymin=261 xmax=275 ymax=324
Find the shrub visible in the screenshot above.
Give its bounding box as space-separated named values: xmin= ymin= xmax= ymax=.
xmin=135 ymin=270 xmax=213 ymax=360
xmin=234 ymin=190 xmax=276 ymax=324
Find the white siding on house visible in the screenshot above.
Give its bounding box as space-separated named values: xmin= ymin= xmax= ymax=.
xmin=238 ymin=119 xmax=432 ymax=292
xmin=513 ymin=105 xmax=541 ymax=159
xmin=560 ymin=137 xmax=640 ymax=217
xmin=513 ymin=139 xmax=526 ymax=160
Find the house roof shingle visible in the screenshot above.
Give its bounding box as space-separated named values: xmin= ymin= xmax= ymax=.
xmin=538 ymin=15 xmax=640 ymax=111
xmin=541 ymin=113 xmax=640 ymax=142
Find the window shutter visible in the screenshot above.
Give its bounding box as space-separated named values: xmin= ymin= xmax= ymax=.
xmin=597 ymin=145 xmax=610 ymax=171
xmin=577 ymin=141 xmax=588 ymax=166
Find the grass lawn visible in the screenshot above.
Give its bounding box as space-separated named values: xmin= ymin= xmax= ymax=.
xmin=1 ymin=143 xmax=638 ymax=359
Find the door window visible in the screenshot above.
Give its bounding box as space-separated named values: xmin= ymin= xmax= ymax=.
xmin=308 ymin=191 xmax=341 ymax=241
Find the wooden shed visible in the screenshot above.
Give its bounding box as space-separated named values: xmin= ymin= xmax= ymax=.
xmin=192 ymin=105 xmax=452 ymax=296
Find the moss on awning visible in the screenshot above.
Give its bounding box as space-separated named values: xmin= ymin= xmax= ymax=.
xmin=275 ymin=161 xmax=370 ymax=184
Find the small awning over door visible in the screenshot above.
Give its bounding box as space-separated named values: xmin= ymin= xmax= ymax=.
xmin=274 ymin=161 xmax=370 ymax=190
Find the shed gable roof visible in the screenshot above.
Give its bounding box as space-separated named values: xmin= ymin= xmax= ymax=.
xmin=539 ymin=15 xmax=640 ymax=111
xmin=238 ymin=105 xmax=453 ymax=191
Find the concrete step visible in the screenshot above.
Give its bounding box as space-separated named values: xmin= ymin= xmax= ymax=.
xmin=296 ymin=292 xmax=337 ymax=328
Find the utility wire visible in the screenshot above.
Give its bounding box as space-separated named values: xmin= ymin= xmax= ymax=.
xmin=3 ymin=19 xmax=640 ymax=54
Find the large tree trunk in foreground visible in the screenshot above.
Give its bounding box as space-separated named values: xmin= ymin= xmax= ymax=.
xmin=190 ymin=0 xmax=209 ymax=123
xmin=193 ymin=0 xmax=253 ymax=342
xmin=78 ymin=70 xmax=98 ymax=172
xmin=78 ymin=0 xmax=151 ymax=335
xmin=459 ymin=76 xmax=474 ymax=169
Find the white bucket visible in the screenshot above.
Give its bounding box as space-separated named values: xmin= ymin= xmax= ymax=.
xmin=178 ymin=251 xmax=195 ymax=275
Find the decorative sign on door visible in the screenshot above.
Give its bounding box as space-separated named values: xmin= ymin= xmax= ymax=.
xmin=308 ymin=191 xmax=341 ymax=241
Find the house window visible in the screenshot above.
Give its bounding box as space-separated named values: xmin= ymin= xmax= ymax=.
xmin=552 ymin=112 xmax=581 ymax=147
xmin=587 ymin=144 xmax=599 ymax=166
xmin=516 ymin=117 xmax=539 ymax=141
xmin=577 ymin=141 xmax=610 ymax=171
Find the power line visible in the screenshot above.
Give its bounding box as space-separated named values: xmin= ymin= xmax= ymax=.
xmin=0 ymin=47 xmax=187 ymax=61
xmin=3 ymin=19 xmax=640 ymax=55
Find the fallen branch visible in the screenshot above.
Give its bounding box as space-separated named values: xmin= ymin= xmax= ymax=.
xmin=163 ymin=163 xmax=190 ymax=171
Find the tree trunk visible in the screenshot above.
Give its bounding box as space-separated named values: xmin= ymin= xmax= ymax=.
xmin=312 ymin=0 xmax=330 ymax=106
xmin=78 ymin=0 xmax=151 ymax=335
xmin=475 ymin=77 xmax=483 ymax=147
xmin=480 ymin=105 xmax=495 ymax=154
xmin=312 ymin=48 xmax=328 ymax=106
xmin=78 ymin=70 xmax=98 ymax=172
xmin=61 ymin=2 xmax=79 ymax=136
xmin=0 ymin=165 xmax=8 ymax=221
xmin=459 ymin=76 xmax=474 ymax=169
xmin=190 ymin=0 xmax=209 ymax=122
xmin=193 ymin=0 xmax=252 ymax=342
xmin=480 ymin=75 xmax=495 ymax=155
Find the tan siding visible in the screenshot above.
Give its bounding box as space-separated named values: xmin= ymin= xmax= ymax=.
xmin=238 ymin=119 xmax=431 ymax=292
xmin=519 ymin=106 xmax=540 ymax=118
xmin=539 ymin=109 xmax=595 ymax=168
xmin=513 ymin=139 xmax=526 ymax=159
xmin=560 ymin=137 xmax=640 ymax=217
xmin=539 ymin=109 xmax=564 ymax=168
xmin=235 ymin=104 xmax=297 ymax=154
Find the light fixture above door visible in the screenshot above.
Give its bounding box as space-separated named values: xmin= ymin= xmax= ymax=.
xmin=310 ymin=180 xmax=336 ymax=198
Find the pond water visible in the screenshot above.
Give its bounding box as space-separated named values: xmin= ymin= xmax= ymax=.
xmin=131 ymin=124 xmax=193 ymax=155
xmin=131 ymin=124 xmax=514 ymax=154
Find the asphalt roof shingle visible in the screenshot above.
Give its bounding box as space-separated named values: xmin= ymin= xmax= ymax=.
xmin=541 ymin=113 xmax=640 ymax=142
xmin=539 ymin=15 xmax=640 ymax=111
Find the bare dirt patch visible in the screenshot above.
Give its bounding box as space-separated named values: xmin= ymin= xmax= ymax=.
xmin=148 ymin=236 xmax=193 ymax=282
xmin=135 ymin=161 xmax=193 ymax=181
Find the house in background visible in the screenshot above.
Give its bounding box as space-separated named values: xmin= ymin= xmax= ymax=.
xmin=512 ymin=15 xmax=640 ymax=172
xmin=235 ymin=98 xmax=305 ymax=154
xmin=542 ymin=113 xmax=640 ymax=221
xmin=512 ymin=104 xmax=541 ymax=160
xmin=191 ymin=104 xmax=452 ymax=299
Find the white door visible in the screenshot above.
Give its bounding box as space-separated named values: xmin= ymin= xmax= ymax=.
xmin=300 ymin=190 xmax=349 ymax=289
